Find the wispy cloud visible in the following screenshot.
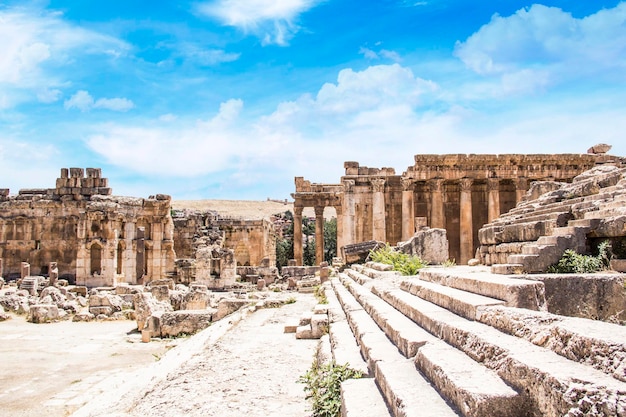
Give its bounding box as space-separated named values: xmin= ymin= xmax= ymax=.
xmin=196 ymin=0 xmax=323 ymax=45
xmin=359 ymin=46 xmax=402 ymax=62
xmin=64 ymin=90 xmax=134 ymax=112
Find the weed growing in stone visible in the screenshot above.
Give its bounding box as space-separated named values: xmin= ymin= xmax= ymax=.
xmin=314 ymin=285 xmax=328 ymax=304
xmin=369 ymin=243 xmax=428 ymax=275
xmin=298 ymin=360 xmax=363 ymax=417
xmin=547 ymin=241 xmax=611 ymax=273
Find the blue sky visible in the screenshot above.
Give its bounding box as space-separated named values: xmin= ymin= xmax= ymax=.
xmin=1 ymin=1 xmax=625 ymax=200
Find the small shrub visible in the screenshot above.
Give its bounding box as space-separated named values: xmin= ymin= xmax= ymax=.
xmin=547 ymin=241 xmax=611 ymax=273
xmin=369 ymin=244 xmax=427 ymax=276
xmin=442 ymin=259 xmax=456 ymax=267
xmin=285 ymin=297 xmax=297 ymax=304
xmin=298 ymin=360 xmax=363 ymax=417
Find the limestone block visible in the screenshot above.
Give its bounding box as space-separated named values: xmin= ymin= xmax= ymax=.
xmin=72 ymin=312 xmax=95 ymax=322
xmin=295 ymin=325 xmax=313 ymax=339
xmin=28 ymin=304 xmax=59 ymax=323
xmin=149 ymin=278 xmax=175 ymax=290
xmin=215 ymin=298 xmax=251 ymax=321
xmin=396 ymin=228 xmax=449 ymax=264
xmin=89 ymin=293 xmax=123 ymax=312
xmin=158 ymin=310 xmax=216 ymax=338
xmin=183 ymin=290 xmax=210 ymax=310
xmin=0 ymin=293 xmax=30 ymax=314
xmin=150 ymin=285 xmax=170 ymax=302
xmin=311 ymin=313 xmax=329 ymax=338
xmin=89 ymin=306 xmax=113 ymax=316
xmin=133 ymin=292 xmax=173 ymax=331
xmin=257 ymin=279 xmax=266 ymax=290
xmin=40 ymin=287 xmax=66 ymax=307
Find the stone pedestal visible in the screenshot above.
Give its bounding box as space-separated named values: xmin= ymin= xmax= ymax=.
xmin=21 ymin=262 xmax=30 ymax=279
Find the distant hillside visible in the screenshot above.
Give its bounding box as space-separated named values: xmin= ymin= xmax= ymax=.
xmin=171 ymin=200 xmax=336 ymax=220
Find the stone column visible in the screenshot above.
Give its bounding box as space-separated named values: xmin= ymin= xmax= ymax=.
xmin=342 ymin=180 xmax=356 ymax=249
xmin=429 ymin=179 xmax=445 ymax=229
xmin=0 ymin=258 xmax=3 ymax=279
xmin=459 ymin=178 xmax=474 ymax=264
xmin=335 ymin=205 xmax=343 ymax=258
xmin=487 ymin=178 xmax=501 ymax=223
xmin=371 ymin=178 xmax=386 ymax=242
xmin=515 ymin=178 xmax=529 ymax=205
xmin=136 ymin=227 xmax=146 ymax=283
xmin=401 ymin=178 xmax=415 ymax=241
xmin=315 ymin=206 xmax=325 ymax=265
xmin=293 ymin=206 xmax=303 ymax=266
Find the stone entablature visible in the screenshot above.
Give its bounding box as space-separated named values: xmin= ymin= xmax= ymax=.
xmin=0 ymin=168 xmax=175 ymax=287
xmin=293 ymin=152 xmax=619 ymax=265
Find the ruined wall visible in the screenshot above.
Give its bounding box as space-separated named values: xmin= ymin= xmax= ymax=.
xmin=217 ymin=219 xmax=276 ymax=267
xmin=0 ymin=168 xmax=176 ymax=287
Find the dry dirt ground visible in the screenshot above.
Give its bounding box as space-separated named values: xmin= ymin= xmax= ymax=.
xmin=0 ymin=314 xmax=176 ymax=417
xmin=1 ymin=293 xmax=319 ymax=417
xmin=171 ymin=199 xmax=335 ymax=220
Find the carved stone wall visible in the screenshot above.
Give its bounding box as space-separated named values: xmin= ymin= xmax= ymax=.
xmin=293 ymin=153 xmax=618 ymax=264
xmin=0 ymin=168 xmax=176 ymax=287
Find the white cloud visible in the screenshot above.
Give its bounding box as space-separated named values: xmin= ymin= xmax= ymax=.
xmin=196 ymin=0 xmax=322 ymax=45
xmin=176 ymin=43 xmax=241 ymax=65
xmin=454 ymin=3 xmax=626 ymax=79
xmin=0 ymin=7 xmax=129 ymax=107
xmin=37 ymin=88 xmax=62 ymax=103
xmin=64 ymin=90 xmax=134 ymax=112
xmin=359 ymin=47 xmax=402 ymax=62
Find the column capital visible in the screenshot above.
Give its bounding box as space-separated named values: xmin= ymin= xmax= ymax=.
xmin=293 ymin=206 xmax=303 ymax=216
xmin=514 ymin=177 xmax=529 ymax=190
xmin=334 ymin=205 xmax=343 ymax=215
xmin=459 ymin=178 xmax=473 ymax=192
xmin=401 ymin=177 xmax=414 ymax=191
xmin=370 ymin=178 xmax=386 ymax=193
xmin=342 ymin=179 xmax=355 ymax=192
xmin=487 ymin=178 xmax=500 ymax=191
xmin=314 ymin=206 xmax=325 ymax=217
xmin=428 ymin=178 xmax=444 ymax=192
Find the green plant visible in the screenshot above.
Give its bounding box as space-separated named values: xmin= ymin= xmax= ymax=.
xmin=285 ymin=297 xmax=297 ymax=304
xmin=442 ymin=259 xmax=456 ymax=267
xmin=547 ymin=241 xmax=611 ymax=273
xmin=298 ymin=360 xmax=363 ymax=417
xmin=369 ymin=244 xmax=428 ymax=276
xmin=314 ymin=285 xmax=328 ymax=304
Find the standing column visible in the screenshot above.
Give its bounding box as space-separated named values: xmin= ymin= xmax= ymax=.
xmin=459 ymin=178 xmax=474 ymax=264
xmin=293 ymin=206 xmax=303 ymax=266
xmin=371 ymin=178 xmax=386 ymax=242
xmin=515 ymin=178 xmax=529 ymax=205
xmin=342 ymin=180 xmax=356 ymax=248
xmin=335 ymin=206 xmax=343 ymax=258
xmin=401 ymin=178 xmax=415 ymax=241
xmin=315 ymin=206 xmax=325 ymax=265
xmin=487 ymin=178 xmax=501 ymax=223
xmin=429 ymin=179 xmax=445 ymax=229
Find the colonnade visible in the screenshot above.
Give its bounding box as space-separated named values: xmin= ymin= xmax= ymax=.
xmin=292 ymin=176 xmax=531 ymax=265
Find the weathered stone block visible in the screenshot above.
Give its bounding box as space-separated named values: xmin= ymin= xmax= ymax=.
xmin=28 ymin=304 xmax=59 ymax=323
xmin=159 ymin=310 xmax=216 ymax=337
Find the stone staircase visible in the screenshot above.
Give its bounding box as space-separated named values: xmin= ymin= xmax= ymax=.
xmin=479 ymin=166 xmax=626 ymax=274
xmin=328 ymin=264 xmax=626 ymax=417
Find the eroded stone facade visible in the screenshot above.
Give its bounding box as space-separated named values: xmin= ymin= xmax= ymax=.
xmin=0 ymin=168 xmax=176 ymax=287
xmin=293 ymin=153 xmax=621 ymax=264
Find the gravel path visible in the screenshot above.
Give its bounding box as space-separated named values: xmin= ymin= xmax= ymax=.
xmin=73 ymin=293 xmax=319 ymax=417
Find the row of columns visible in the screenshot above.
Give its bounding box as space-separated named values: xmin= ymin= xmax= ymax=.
xmin=293 ymin=177 xmax=530 ymax=266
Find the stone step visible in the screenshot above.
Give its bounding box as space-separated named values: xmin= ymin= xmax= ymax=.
xmin=535 ymin=234 xmax=575 ymax=247
xmin=398 ymin=278 xmax=505 ymax=321
xmin=417 ymin=267 xmax=546 ymax=310
xmin=476 ymin=305 xmax=626 ymax=382
xmin=490 ymin=264 xmax=524 ymax=275
xmin=341 ymin=378 xmax=392 ymax=417
xmin=326 ymin=279 xmax=369 ymax=376
xmin=338 ymin=273 xmax=434 ymax=358
xmin=331 ymin=279 xmax=460 ymax=417
xmin=373 ymin=286 xmax=626 ymax=417
xmin=338 ymin=277 xmax=532 ymax=417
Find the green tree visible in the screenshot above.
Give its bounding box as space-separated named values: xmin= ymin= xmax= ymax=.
xmin=323 ymin=218 xmax=337 ymax=264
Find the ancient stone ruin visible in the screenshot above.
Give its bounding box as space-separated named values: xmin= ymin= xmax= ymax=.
xmin=0 ymin=168 xmax=175 ymax=287
xmin=293 ymin=151 xmax=624 ymax=265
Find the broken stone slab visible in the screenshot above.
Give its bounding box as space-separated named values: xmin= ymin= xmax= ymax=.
xmin=311 ymin=313 xmax=329 ymax=338
xmin=214 ymin=298 xmax=252 ymax=321
xmin=158 ymin=309 xmax=217 ymax=338
xmin=133 ymin=292 xmax=173 ymax=331
xmin=28 ymin=304 xmax=60 ymax=323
